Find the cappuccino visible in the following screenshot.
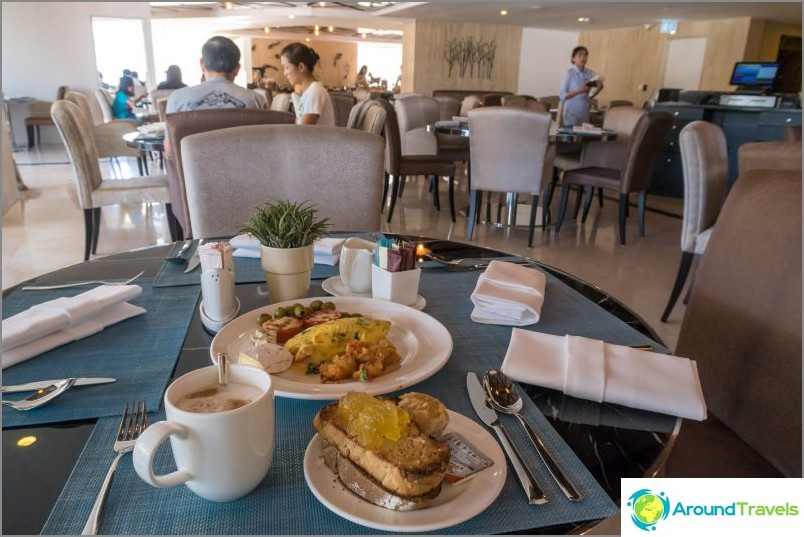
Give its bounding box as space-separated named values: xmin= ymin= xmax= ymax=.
xmin=176 ymin=382 xmax=261 ymax=413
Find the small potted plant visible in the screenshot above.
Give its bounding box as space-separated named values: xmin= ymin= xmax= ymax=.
xmin=241 ymin=199 xmax=330 ymax=303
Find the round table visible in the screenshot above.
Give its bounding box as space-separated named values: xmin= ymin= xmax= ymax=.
xmin=122 ymin=131 xmax=164 ymax=174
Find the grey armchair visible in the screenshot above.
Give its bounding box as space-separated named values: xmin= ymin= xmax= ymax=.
xmin=346 ymin=100 xmax=386 ymax=136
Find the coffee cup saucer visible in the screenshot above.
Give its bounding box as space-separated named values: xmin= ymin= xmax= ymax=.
xmin=321 ymin=276 xmax=426 ymax=311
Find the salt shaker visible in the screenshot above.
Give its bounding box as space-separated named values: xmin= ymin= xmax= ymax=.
xmin=198 ymin=242 xmax=240 ymax=332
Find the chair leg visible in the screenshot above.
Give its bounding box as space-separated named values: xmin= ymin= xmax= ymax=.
xmin=572 ymin=185 xmax=584 ymax=219
xmin=448 ymin=176 xmax=456 ymax=222
xmin=485 ymin=191 xmax=492 ymax=223
xmin=431 ymin=175 xmax=441 ymax=211
xmin=397 ymin=175 xmax=406 ymax=197
xmin=618 ymin=193 xmax=628 ymax=245
xmin=597 ymin=187 xmax=604 ymax=207
xmin=467 ymin=189 xmax=479 ymax=240
xmin=141 ymin=151 xmax=149 ymax=174
xmin=527 ymin=194 xmax=539 ymax=247
xmin=90 ymin=207 xmax=101 ymax=255
xmin=166 ymin=203 xmax=181 ymax=242
xmin=26 ymin=125 xmax=35 ymax=149
xmin=661 ymin=252 xmax=695 ymax=322
xmin=638 ymin=190 xmax=647 ymax=237
xmin=387 ymin=175 xmax=401 ymax=223
xmin=137 ymin=157 xmax=145 ymax=176
xmin=381 ymin=173 xmax=389 ymax=212
xmin=82 ymin=209 xmax=93 ymax=261
xmin=554 ymin=184 xmax=571 ymax=233
xmin=581 ymin=186 xmax=595 ymax=223
xmin=625 ymin=193 xmax=630 ymax=217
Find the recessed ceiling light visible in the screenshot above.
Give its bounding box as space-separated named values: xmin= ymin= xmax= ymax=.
xmin=577 ymin=17 xmax=591 ymax=23
xmin=314 ymin=29 xmax=320 ymax=36
xmin=314 ymin=24 xmax=319 ymax=31
xmin=361 ymin=33 xmax=367 ymax=39
xmin=288 ymin=14 xmax=295 ymax=19
xmin=305 ymin=37 xmax=311 ymax=42
xmin=500 ymin=10 xmax=508 ymax=16
xmin=263 ymin=27 xmax=270 ymax=33
xmin=328 ymin=25 xmax=334 ymax=32
xmin=319 ymin=1 xmax=326 ymax=6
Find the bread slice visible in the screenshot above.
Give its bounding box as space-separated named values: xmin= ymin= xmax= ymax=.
xmin=313 ymin=395 xmax=450 ymax=504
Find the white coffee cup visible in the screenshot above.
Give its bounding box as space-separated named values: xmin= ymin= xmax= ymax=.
xmin=133 ymin=365 xmax=274 ymax=502
xmin=339 ymin=238 xmax=375 ymax=293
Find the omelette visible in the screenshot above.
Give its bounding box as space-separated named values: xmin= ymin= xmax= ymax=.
xmin=284 ymin=317 xmax=392 ymax=363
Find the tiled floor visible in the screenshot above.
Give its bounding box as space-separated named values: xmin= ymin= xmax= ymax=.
xmin=2 ymin=143 xmax=686 ymax=350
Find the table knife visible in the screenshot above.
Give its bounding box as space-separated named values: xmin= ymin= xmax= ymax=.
xmin=466 ymin=371 xmax=547 ymax=505
xmin=184 ymin=249 xmax=201 ymax=273
xmin=2 ymin=377 xmax=116 ymax=393
xmin=165 ymin=239 xmax=192 ymax=264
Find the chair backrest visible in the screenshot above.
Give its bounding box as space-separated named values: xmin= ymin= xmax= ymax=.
xmin=394 ymin=95 xmax=438 ymax=155
xmin=481 ymin=94 xmax=503 ymax=107
xmin=181 ymin=125 xmax=385 ymax=238
xmin=95 ymin=89 xmax=114 ymax=123
xmin=434 ymin=96 xmax=461 ymax=121
xmin=270 ymin=92 xmax=292 ymax=112
xmin=738 ymin=140 xmax=803 ymax=175
xmin=523 ymin=100 xmax=549 ymax=113
xmin=608 ymin=99 xmax=634 ymax=108
xmin=56 ymin=85 xmax=69 ymax=101
xmin=468 ymin=106 xmax=553 ymax=194
xmin=50 ymin=100 xmax=101 ymax=209
xmin=675 ymin=171 xmax=801 ymax=477
xmin=581 ymin=105 xmax=646 ymax=169
xmin=501 ymin=95 xmax=527 ymax=108
xmin=330 ymin=93 xmax=357 ymax=127
xmin=157 ymin=99 xmax=169 ymax=122
xmin=150 ymin=89 xmax=176 ymax=107
xmin=346 ymin=100 xmax=386 ymax=136
xmin=353 ymin=87 xmax=371 ymax=102
xmin=678 ymin=121 xmax=728 ymax=254
xmin=166 ymin=108 xmax=295 ymax=237
xmin=252 ymin=87 xmax=271 ymax=107
xmin=619 ymin=111 xmax=673 ymax=193
xmin=376 ymin=98 xmax=401 ymax=177
xmin=555 ymin=99 xmax=566 ymax=128
xmin=459 ymin=95 xmax=481 ymax=117
xmin=537 ymin=95 xmax=559 ymax=109
xmin=64 ymin=91 xmax=97 ymax=127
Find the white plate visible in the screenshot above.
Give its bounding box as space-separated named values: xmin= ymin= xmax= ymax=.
xmin=303 ymin=409 xmax=506 ymax=532
xmin=321 ymin=276 xmax=426 ymax=311
xmin=210 ymin=297 xmax=452 ymax=399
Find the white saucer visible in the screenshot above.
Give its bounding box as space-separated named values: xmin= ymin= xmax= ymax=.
xmin=321 ymin=276 xmax=426 ymax=311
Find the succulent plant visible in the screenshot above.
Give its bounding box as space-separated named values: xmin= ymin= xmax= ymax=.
xmin=241 ymin=199 xmax=330 ymax=249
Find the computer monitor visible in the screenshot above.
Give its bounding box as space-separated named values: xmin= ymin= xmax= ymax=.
xmin=729 ymin=62 xmax=779 ymax=89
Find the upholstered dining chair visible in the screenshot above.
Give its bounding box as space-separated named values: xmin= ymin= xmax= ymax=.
xmin=467 ymin=107 xmax=554 ymax=247
xmin=149 ymin=89 xmax=176 ymax=108
xmin=662 ymin=171 xmax=801 ymax=478
xmin=23 ymin=85 xmax=67 ymax=148
xmin=181 ymin=125 xmax=385 ymax=238
xmin=434 ymin=96 xmax=461 ymax=121
xmin=554 ymin=111 xmax=673 ymax=245
xmin=252 ymin=88 xmax=271 ymax=108
xmin=51 ymin=100 xmax=171 ymax=261
xmin=346 ymin=100 xmax=386 ymax=136
xmin=64 ymin=91 xmax=146 ymax=176
xmin=737 ymin=139 xmax=803 ymax=175
xmin=459 ymin=95 xmax=481 ymax=117
xmin=660 ymin=121 xmax=728 ymax=323
xmin=394 ymin=95 xmax=439 ymax=156
xmin=269 ymin=92 xmax=292 ymax=113
xmin=165 ymin=108 xmax=295 ymax=239
xmin=607 ymin=99 xmax=634 ymax=108
xmin=330 ymin=92 xmax=357 ymax=127
xmin=376 ymin=98 xmax=458 ymax=223
xmin=95 ymin=89 xmax=115 ymax=123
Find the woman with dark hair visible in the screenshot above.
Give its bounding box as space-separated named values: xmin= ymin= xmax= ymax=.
xmin=558 ymin=46 xmax=603 ymax=126
xmin=356 ymin=65 xmax=369 ymax=87
xmin=280 ymin=42 xmax=335 ymax=126
xmin=113 ymin=75 xmax=147 ymax=119
xmin=157 ymin=65 xmax=188 ymax=90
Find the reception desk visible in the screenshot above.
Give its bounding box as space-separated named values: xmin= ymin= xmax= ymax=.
xmin=649 ymin=102 xmax=801 ymax=198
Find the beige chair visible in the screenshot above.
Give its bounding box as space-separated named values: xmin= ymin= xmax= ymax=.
xmin=459 ymin=95 xmax=481 ymax=117
xmin=663 ymin=171 xmax=801 ymax=478
xmin=346 ymin=100 xmax=386 ymax=136
xmin=181 ymin=125 xmax=385 ymax=238
xmin=270 ymin=92 xmax=292 ymax=113
xmin=394 ymin=95 xmax=439 ymax=156
xmin=661 ymin=121 xmax=728 ymax=322
xmin=555 ymin=111 xmax=673 ymax=245
xmin=50 ymin=100 xmax=171 ymax=260
xmin=330 ymin=92 xmax=356 ymax=127
xmin=738 ymin=140 xmax=803 ymax=175
xmin=434 ymin=96 xmax=461 ymax=121
xmin=252 ymin=88 xmax=271 ymax=108
xmin=376 ymin=99 xmax=457 ymax=223
xmin=467 ymin=107 xmax=554 ymax=247
xmin=64 ymin=91 xmax=146 ymax=176
xmin=165 ymin=108 xmax=295 ymax=238
xmin=23 ymin=85 xmax=67 ymax=149
xmin=537 ymin=95 xmax=560 ymax=110
xmin=149 ymin=89 xmax=176 ymax=107
xmin=95 ymin=88 xmax=115 ymax=123
xmin=607 ymin=99 xmax=633 ymax=108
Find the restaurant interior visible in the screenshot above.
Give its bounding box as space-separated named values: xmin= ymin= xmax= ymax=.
xmin=1 ymin=2 xmax=802 ymax=535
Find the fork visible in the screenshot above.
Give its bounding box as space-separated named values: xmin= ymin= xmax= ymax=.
xmin=422 ymin=252 xmax=531 ymax=268
xmin=21 ymin=270 xmax=145 ymax=291
xmin=82 ymin=401 xmax=147 ymax=535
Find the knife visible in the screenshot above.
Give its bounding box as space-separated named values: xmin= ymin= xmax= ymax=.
xmin=2 ymin=377 xmax=116 ymax=393
xmin=184 ymin=248 xmax=201 ymax=273
xmin=466 ymin=371 xmax=547 ymax=505
xmin=166 ymin=239 xmax=192 ymax=264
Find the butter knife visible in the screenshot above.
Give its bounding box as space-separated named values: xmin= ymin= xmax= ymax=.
xmin=184 ymin=248 xmax=200 ymax=273
xmin=466 ymin=371 xmax=547 ymax=505
xmin=165 ymin=239 xmax=192 ymax=264
xmin=2 ymin=377 xmax=116 ymax=393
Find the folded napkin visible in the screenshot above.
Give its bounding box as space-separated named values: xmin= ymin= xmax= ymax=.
xmin=2 ymin=302 xmax=145 ymax=369
xmin=470 ymin=260 xmax=546 ymax=326
xmin=229 ymin=234 xmax=345 ymax=265
xmin=500 ymin=330 xmax=707 ymax=421
xmin=1 ymin=285 xmax=144 ymax=369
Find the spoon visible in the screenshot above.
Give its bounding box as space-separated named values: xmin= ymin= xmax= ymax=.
xmin=1 ymin=378 xmax=77 ymax=411
xmin=484 ymin=370 xmax=583 ymax=501
xmin=217 ymin=352 xmax=229 ymax=386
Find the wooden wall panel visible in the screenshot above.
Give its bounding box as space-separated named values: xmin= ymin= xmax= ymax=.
xmin=408 ymin=20 xmax=521 ymax=97
xmin=251 ymin=38 xmax=357 ymax=89
xmin=758 ymin=22 xmax=803 ymax=61
xmin=401 ymin=21 xmax=417 ymax=93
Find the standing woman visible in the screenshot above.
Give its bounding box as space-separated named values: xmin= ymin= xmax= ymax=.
xmin=113 ymin=75 xmax=147 ymax=120
xmin=356 ymin=65 xmax=369 ymax=87
xmin=280 ymin=42 xmax=335 ymax=126
xmin=558 ymin=46 xmax=603 ymax=126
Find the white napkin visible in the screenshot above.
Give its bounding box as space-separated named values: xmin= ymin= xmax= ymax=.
xmin=229 ymin=234 xmax=345 ymax=265
xmin=2 ymin=302 xmax=145 ymax=369
xmin=500 ymin=330 xmax=707 ymax=421
xmin=1 ymin=285 xmax=142 ymax=351
xmin=470 ymin=261 xmax=546 ymax=326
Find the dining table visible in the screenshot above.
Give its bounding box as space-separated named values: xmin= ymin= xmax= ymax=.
xmin=122 ymin=131 xmax=165 ymax=174
xmin=1 ymin=232 xmax=679 ymax=535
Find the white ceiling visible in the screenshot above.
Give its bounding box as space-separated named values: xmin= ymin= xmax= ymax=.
xmin=149 ymin=2 xmax=802 ymax=40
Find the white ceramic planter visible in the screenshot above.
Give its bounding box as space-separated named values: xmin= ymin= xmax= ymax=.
xmin=260 ymin=244 xmax=314 ymax=303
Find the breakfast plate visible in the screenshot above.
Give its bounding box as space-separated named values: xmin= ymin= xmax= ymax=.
xmin=210 ymin=297 xmax=452 ymax=399
xmin=321 ymin=276 xmax=426 ymax=311
xmin=303 ymin=409 xmax=506 ymax=532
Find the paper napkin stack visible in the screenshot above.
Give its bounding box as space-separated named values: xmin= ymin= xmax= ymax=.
xmin=229 ymin=234 xmax=345 ymax=265
xmin=470 ymin=260 xmax=547 ymax=326
xmin=1 ymin=285 xmax=145 ymax=369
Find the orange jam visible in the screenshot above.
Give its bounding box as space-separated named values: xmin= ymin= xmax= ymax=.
xmin=337 ymin=392 xmax=410 ymax=451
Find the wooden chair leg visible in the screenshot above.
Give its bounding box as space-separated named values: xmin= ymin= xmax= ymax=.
xmin=554 ymin=184 xmax=571 ymax=233
xmin=597 ymin=187 xmax=604 ymax=207
xmin=572 ymin=185 xmax=584 ymax=219
xmin=527 ymin=194 xmax=539 ymax=247
xmin=467 ymin=189 xmax=479 ymax=240
xmin=581 ymin=186 xmax=595 ymax=223
xmin=618 ymin=193 xmax=628 ymax=245
xmin=661 ymin=251 xmax=695 ymax=322
xmin=387 ymin=174 xmax=401 ymax=223
xmin=82 ymin=209 xmax=93 ymax=261
xmin=638 ymin=190 xmax=647 ymax=236
xmin=90 ymin=207 xmax=101 ymax=255
xmin=448 ymin=176 xmax=456 ymax=222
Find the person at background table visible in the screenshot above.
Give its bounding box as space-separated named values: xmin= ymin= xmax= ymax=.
xmin=156 ymin=65 xmax=188 ymax=90
xmin=356 ymin=65 xmax=369 ymax=87
xmin=113 ymin=75 xmax=148 ymax=120
xmin=281 ymin=42 xmax=335 ymax=126
xmin=164 ymin=36 xmax=267 ymax=156
xmin=558 ymin=46 xmax=603 ymax=126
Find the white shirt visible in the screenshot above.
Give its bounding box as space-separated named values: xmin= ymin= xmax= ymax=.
xmin=294 ymin=81 xmax=335 ymax=126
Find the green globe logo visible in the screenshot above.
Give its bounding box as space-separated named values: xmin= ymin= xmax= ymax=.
xmin=628 ymin=489 xmax=670 ymax=531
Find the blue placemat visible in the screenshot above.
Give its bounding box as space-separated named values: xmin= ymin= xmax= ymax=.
xmin=1 ymin=280 xmax=200 ymax=428
xmin=38 ymin=266 xmax=648 ymax=534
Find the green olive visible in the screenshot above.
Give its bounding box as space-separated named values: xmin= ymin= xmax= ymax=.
xmin=322 ymin=301 xmax=336 ymax=311
xmin=293 ymin=304 xmax=306 ymax=318
xmin=310 ymin=299 xmax=323 ymax=311
xmin=274 ymin=307 xmax=287 ymax=318
xmin=258 ymin=313 xmax=272 ymax=324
